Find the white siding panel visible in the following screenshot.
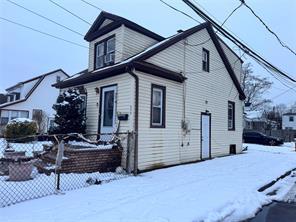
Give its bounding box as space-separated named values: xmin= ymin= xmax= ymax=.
xmin=136 ymin=71 xmax=186 ymax=170
xmin=84 ymin=73 xmax=134 ymax=134
xmin=219 ymin=40 xmax=243 ymax=83
xmin=138 ymin=28 xmax=243 ymax=170
xmin=121 ymin=26 xmax=158 ymax=60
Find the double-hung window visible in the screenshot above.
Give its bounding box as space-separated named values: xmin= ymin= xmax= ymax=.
xmin=228 ymin=101 xmax=235 ymax=130
xmin=94 ymin=36 xmax=115 ymax=69
xmin=289 ymin=116 xmax=294 ymax=122
xmin=202 ymin=48 xmax=210 ymax=72
xmin=0 ymin=110 xmax=29 ymax=125
xmin=151 ymin=84 xmax=166 ymax=128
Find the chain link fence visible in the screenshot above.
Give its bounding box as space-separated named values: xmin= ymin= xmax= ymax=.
xmin=0 ymin=131 xmax=135 ymax=207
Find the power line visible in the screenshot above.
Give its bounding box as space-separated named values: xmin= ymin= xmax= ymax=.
xmin=49 ymin=0 xmax=92 ymax=25
xmin=0 ymin=17 xmax=88 ymax=49
xmin=270 ymin=85 xmax=296 ymax=100
xmin=159 ymin=0 xmax=201 ymax=24
xmin=6 ymin=0 xmax=84 ymax=37
xmin=220 ymin=2 xmax=243 ymax=27
xmin=182 ymin=0 xmax=296 ymax=84
xmin=184 ymin=3 xmax=243 ymax=47
xmin=80 ymin=0 xmax=104 ymax=11
xmin=240 ymin=0 xmax=296 ymax=57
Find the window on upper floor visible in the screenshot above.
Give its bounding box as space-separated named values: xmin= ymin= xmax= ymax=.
xmin=94 ymin=36 xmax=115 ymax=70
xmin=228 ymin=101 xmax=235 ymax=130
xmin=151 ymin=84 xmax=166 ymax=128
xmin=56 ymin=76 xmax=61 ymax=83
xmin=202 ymin=48 xmax=210 ymax=72
xmin=289 ymin=116 xmax=294 ymax=122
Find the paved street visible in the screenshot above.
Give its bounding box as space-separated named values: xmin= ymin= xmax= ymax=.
xmin=250 ymin=183 xmax=296 ymax=222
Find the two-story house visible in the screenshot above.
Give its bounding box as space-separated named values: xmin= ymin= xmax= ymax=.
xmin=54 ymin=12 xmax=246 ymax=172
xmin=282 ymin=112 xmax=296 ymax=130
xmin=0 ymin=69 xmax=69 ymax=134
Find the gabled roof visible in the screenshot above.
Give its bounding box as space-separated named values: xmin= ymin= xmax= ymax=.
xmin=283 ymin=112 xmax=296 ymax=116
xmin=0 ymin=69 xmax=68 ymax=108
xmin=84 ymin=11 xmax=165 ymax=42
xmin=6 ymin=69 xmax=69 ymax=91
xmin=58 ymin=22 xmax=246 ymax=100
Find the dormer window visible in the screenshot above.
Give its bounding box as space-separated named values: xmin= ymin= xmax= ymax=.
xmin=94 ymin=35 xmax=115 ymax=70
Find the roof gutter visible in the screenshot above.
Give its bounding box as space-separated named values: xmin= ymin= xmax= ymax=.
xmin=126 ymin=65 xmax=139 ymax=175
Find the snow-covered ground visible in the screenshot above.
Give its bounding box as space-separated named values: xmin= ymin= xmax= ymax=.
xmin=0 ymin=170 xmax=125 ymax=207
xmin=0 ymin=139 xmax=53 ymax=157
xmin=1 ymin=143 xmax=296 ymax=222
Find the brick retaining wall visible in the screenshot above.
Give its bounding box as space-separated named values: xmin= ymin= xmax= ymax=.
xmin=41 ymin=146 xmax=122 ymax=174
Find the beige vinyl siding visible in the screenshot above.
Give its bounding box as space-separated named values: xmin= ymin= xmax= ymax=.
xmin=88 ymin=26 xmax=124 ymax=72
xmin=121 ymin=26 xmax=159 ymax=60
xmin=135 ymin=71 xmax=184 ymax=170
xmin=84 ymin=73 xmax=135 ymax=169
xmin=219 ymin=40 xmax=243 ymax=83
xmin=137 ymin=28 xmax=243 ymax=170
xmin=84 ymin=73 xmax=134 ymax=134
xmin=88 ymin=23 xmax=159 ymax=73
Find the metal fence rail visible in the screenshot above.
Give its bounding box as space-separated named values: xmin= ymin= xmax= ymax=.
xmin=0 ymin=132 xmax=134 ymax=207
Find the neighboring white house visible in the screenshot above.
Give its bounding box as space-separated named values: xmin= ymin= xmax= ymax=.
xmin=244 ymin=110 xmax=278 ymax=131
xmin=0 ymin=69 xmax=69 ymax=133
xmin=54 ymin=12 xmax=246 ymax=172
xmin=282 ymin=112 xmax=296 ymax=130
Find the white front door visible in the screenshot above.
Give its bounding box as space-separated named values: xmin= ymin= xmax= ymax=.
xmin=201 ymin=113 xmax=211 ymax=159
xmin=100 ymin=85 xmax=117 ymax=140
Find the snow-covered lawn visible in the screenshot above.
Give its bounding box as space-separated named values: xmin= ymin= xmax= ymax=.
xmin=1 ymin=143 xmax=296 ymax=222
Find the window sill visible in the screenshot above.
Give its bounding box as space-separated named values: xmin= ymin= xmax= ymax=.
xmin=150 ymin=125 xmax=165 ymax=128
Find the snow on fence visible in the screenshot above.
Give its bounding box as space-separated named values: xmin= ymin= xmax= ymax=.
xmin=0 ymin=132 xmax=134 ymax=207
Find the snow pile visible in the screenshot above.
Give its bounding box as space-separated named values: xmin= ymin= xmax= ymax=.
xmin=0 ymin=140 xmax=53 ymax=158
xmin=7 ymin=118 xmax=33 ymax=124
xmin=68 ymin=141 xmax=113 ymax=150
xmin=246 ymin=142 xmax=296 ymax=154
xmin=1 ymin=143 xmax=296 ymax=221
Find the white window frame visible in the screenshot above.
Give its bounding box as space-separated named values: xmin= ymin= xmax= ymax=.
xmin=96 ymin=42 xmax=105 ymax=69
xmin=95 ymin=36 xmax=115 ymax=69
xmin=152 ymin=88 xmax=163 ymax=126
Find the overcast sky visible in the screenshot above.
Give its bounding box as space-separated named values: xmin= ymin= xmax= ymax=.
xmin=0 ymin=0 xmax=295 ymax=105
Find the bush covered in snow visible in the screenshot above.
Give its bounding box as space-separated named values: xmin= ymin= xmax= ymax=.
xmin=5 ymin=118 xmax=38 ymax=140
xmin=49 ymin=88 xmax=86 ymax=134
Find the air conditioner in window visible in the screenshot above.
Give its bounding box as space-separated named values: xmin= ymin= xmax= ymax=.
xmin=104 ymin=53 xmax=114 ymax=63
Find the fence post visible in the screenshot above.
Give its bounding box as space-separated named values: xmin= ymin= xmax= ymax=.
xmin=56 ymin=172 xmax=61 ymax=191
xmin=55 ymin=140 xmax=64 ymax=192
xmin=126 ymin=131 xmax=131 ymax=174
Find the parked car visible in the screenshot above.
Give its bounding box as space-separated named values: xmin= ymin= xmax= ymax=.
xmin=243 ymin=131 xmax=284 ymax=146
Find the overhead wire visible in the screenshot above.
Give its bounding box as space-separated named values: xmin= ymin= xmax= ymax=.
xmin=5 ymin=0 xmax=84 ymax=37
xmin=49 ymin=0 xmax=92 ymax=25
xmin=240 ymin=0 xmax=296 ymax=56
xmin=0 ymin=16 xmax=88 ymax=49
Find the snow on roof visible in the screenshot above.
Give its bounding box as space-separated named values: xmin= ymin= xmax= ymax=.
xmin=283 ymin=112 xmax=296 ymax=116
xmin=245 ymin=110 xmax=265 ymax=121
